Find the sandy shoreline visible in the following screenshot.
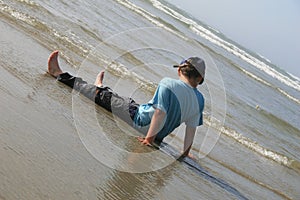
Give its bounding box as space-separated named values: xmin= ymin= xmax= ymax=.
xmin=0 ymin=19 xmax=244 ymax=200
xmin=1 ymin=16 xmax=300 ymax=199
xmin=0 ymin=19 xmax=110 ymax=199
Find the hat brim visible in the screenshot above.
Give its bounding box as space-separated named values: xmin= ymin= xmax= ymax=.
xmin=173 ymin=65 xmax=182 ymax=68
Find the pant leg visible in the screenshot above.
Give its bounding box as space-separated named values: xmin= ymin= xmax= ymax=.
xmin=57 ymin=72 xmax=139 ymax=122
xmin=57 ymin=72 xmax=97 ymax=100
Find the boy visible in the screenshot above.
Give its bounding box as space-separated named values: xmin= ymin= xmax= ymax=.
xmin=48 ymin=51 xmax=205 ymax=158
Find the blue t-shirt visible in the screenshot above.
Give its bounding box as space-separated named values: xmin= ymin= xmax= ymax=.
xmin=134 ymin=78 xmax=204 ymax=142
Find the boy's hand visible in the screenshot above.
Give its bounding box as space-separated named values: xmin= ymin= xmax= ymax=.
xmin=186 ymin=153 xmax=195 ymax=160
xmin=138 ymin=137 xmax=153 ymax=147
xmin=178 ymin=151 xmax=196 ymax=161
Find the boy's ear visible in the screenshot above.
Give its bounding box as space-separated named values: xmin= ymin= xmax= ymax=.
xmin=177 ymin=68 xmax=181 ymax=76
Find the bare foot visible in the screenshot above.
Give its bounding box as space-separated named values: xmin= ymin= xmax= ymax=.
xmin=94 ymin=70 xmax=105 ymax=87
xmin=48 ymin=50 xmax=63 ymax=78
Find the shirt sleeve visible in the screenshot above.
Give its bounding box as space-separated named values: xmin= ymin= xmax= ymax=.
xmin=149 ymin=84 xmax=171 ymax=114
xmin=185 ymin=91 xmax=204 ymax=127
xmin=198 ymin=113 xmax=203 ymax=126
xmin=185 ymin=114 xmax=202 ymax=127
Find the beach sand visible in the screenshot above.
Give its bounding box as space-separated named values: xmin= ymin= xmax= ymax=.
xmin=0 ymin=20 xmax=109 ymax=199
xmin=1 ymin=14 xmax=299 ymax=199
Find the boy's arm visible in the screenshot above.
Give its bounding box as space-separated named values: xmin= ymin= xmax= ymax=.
xmin=180 ymin=126 xmax=196 ymax=159
xmin=138 ymin=108 xmax=166 ymax=146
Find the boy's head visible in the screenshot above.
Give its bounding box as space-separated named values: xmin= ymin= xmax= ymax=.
xmin=174 ymin=57 xmax=206 ymax=85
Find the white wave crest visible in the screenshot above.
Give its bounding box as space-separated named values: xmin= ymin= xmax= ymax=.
xmin=115 ymin=0 xmax=186 ymax=40
xmin=288 ymin=72 xmax=300 ymax=82
xmin=240 ymin=68 xmax=272 ymax=87
xmin=205 ymin=117 xmax=295 ymax=167
xmin=277 ymin=88 xmax=300 ymax=105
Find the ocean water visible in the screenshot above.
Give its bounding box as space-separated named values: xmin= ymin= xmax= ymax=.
xmin=0 ymin=0 xmax=299 ymax=199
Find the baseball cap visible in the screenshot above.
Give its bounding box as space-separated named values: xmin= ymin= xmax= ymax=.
xmin=174 ymin=57 xmax=206 ymax=84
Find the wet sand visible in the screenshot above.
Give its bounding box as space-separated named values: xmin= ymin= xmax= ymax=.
xmin=0 ymin=19 xmax=249 ymax=200
xmin=0 ymin=20 xmax=110 ymax=199
xmin=1 ymin=20 xmax=222 ymax=200
xmin=1 ymin=16 xmax=300 ymax=199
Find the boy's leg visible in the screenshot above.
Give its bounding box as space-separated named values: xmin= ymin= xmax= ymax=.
xmin=57 ymin=72 xmax=97 ymax=98
xmin=48 ymin=51 xmax=139 ymax=121
xmin=48 ymin=51 xmax=111 ymax=111
xmin=57 ymin=72 xmax=139 ymax=122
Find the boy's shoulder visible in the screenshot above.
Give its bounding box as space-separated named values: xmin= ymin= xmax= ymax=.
xmin=160 ymin=77 xmax=175 ymax=83
xmin=160 ymin=77 xmax=181 ymax=86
